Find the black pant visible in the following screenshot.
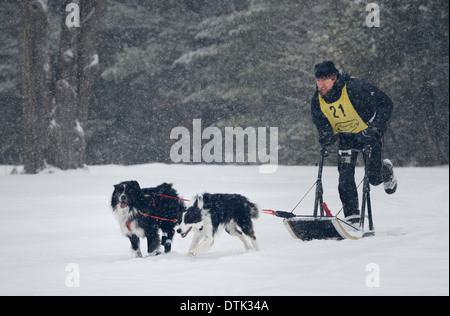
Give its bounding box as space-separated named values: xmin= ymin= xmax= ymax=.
xmin=337 ymin=137 xmax=383 ymax=218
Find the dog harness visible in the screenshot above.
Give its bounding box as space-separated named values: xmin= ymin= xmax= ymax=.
xmin=126 ymin=220 xmax=133 ymax=232
xmin=126 ymin=210 xmax=178 ymax=233
xmin=318 ymin=84 xmax=368 ymax=134
xmin=124 ymin=194 xmax=186 ymax=232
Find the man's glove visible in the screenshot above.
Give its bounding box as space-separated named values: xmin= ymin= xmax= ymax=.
xmin=319 ymin=132 xmax=337 ymax=148
xmin=356 ymin=127 xmax=381 ymax=146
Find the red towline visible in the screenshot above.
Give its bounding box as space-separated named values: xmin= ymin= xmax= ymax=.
xmin=262 ymin=202 xmax=333 ymax=217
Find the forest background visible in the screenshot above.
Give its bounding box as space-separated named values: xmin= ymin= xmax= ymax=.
xmin=0 ymin=0 xmax=448 ymax=173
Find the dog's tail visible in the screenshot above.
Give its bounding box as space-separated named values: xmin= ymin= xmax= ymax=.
xmin=250 ymin=202 xmax=260 ymax=219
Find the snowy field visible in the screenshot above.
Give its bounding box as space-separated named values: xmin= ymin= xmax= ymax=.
xmin=0 ymin=163 xmax=448 ymax=296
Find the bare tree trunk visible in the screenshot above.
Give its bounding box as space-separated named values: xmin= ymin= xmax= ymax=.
xmin=49 ymin=0 xmax=81 ymax=169
xmin=75 ymin=0 xmax=109 ymax=168
xmin=49 ymin=0 xmax=108 ymax=170
xmin=17 ymin=0 xmax=52 ymax=174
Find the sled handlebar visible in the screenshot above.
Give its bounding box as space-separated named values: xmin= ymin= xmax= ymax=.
xmin=321 ymin=145 xmax=372 ymax=157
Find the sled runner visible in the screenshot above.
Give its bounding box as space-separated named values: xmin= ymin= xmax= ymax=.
xmin=263 ymin=144 xmax=375 ymax=241
xmin=283 ymin=216 xmax=363 ymax=240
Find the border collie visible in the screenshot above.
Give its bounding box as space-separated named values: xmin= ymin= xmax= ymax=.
xmin=111 ymin=181 xmax=184 ymax=257
xmin=177 ymin=193 xmax=260 ymax=256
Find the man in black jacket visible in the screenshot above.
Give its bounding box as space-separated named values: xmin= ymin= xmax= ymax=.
xmin=310 ymin=61 xmax=397 ymax=224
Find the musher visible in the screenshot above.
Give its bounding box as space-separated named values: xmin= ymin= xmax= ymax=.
xmin=310 ymin=61 xmax=398 ymax=224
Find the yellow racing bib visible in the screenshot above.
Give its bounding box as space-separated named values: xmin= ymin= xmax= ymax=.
xmin=318 ymin=84 xmax=368 ymax=134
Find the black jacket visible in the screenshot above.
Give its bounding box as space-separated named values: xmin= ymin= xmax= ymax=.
xmin=311 ymin=71 xmax=393 ymax=146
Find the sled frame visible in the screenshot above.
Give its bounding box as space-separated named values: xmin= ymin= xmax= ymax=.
xmin=284 ymin=145 xmax=375 ymax=240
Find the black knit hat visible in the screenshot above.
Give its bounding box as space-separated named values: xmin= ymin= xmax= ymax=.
xmin=314 ymin=61 xmax=339 ymax=79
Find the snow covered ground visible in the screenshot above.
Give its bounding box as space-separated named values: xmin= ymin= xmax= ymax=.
xmin=0 ymin=163 xmax=448 ymax=296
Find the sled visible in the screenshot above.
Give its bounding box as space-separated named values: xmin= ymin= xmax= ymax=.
xmin=283 ymin=216 xmax=364 ymax=241
xmin=263 ymin=144 xmax=375 ymax=241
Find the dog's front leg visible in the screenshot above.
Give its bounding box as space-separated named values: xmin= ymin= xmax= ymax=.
xmin=129 ymin=234 xmax=142 ymax=257
xmin=189 ymin=230 xmax=214 ymax=256
xmin=188 ymin=229 xmax=203 ymax=255
xmin=189 ymin=237 xmax=214 ymax=256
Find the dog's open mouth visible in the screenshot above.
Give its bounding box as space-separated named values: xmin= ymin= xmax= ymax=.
xmin=120 ymin=202 xmax=128 ymax=209
xmin=181 ymin=226 xmax=192 ymax=238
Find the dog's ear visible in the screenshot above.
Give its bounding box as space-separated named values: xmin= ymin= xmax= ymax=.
xmin=130 ymin=181 xmax=141 ymax=189
xmin=129 ymin=181 xmax=143 ymax=196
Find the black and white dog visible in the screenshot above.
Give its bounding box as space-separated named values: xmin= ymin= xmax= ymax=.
xmin=177 ymin=193 xmax=260 ymax=256
xmin=111 ymin=181 xmax=184 ymax=257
